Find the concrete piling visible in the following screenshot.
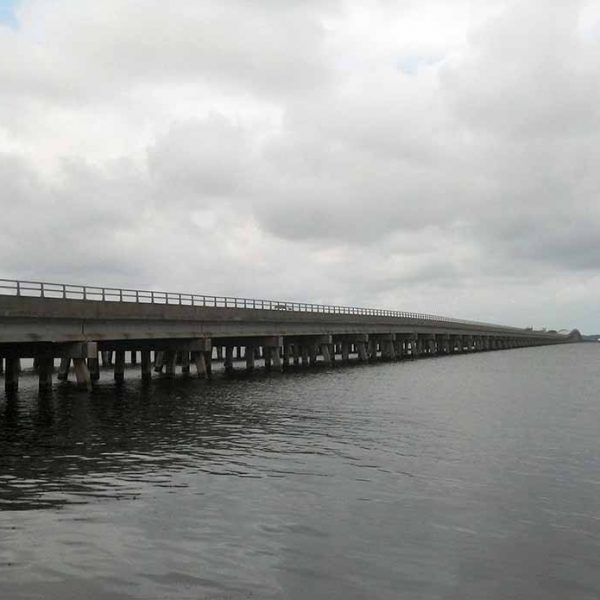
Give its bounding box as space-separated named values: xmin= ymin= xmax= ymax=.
xmin=88 ymin=357 xmax=100 ymax=381
xmin=38 ymin=355 xmax=53 ymax=392
xmin=245 ymin=345 xmax=255 ymax=373
xmin=73 ymin=358 xmax=92 ymax=390
xmin=57 ymin=357 xmax=71 ymax=381
xmin=5 ymin=357 xmax=19 ymax=393
xmin=181 ymin=352 xmax=190 ymax=374
xmin=270 ymin=346 xmax=282 ymax=371
xmin=341 ymin=341 xmax=350 ymax=362
xmin=321 ymin=344 xmax=332 ymax=366
xmin=165 ymin=351 xmax=177 ymax=378
xmin=154 ymin=351 xmax=165 ymax=373
xmin=114 ymin=350 xmax=125 ymax=383
xmin=141 ymin=350 xmax=152 ymax=383
xmin=191 ymin=351 xmax=208 ymax=379
xmin=225 ymin=346 xmax=234 ymax=375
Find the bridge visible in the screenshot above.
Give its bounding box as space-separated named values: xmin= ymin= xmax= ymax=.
xmin=0 ymin=279 xmax=581 ymax=394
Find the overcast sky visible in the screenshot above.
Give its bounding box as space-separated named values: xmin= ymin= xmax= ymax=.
xmin=1 ymin=0 xmax=599 ymax=332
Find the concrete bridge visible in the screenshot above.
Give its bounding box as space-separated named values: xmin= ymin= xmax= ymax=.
xmin=0 ymin=279 xmax=581 ymax=394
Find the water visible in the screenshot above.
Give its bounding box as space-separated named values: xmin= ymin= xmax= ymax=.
xmin=2 ymin=344 xmax=600 ymax=599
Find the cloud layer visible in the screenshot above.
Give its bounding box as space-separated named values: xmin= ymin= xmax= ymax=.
xmin=1 ymin=0 xmax=599 ymax=331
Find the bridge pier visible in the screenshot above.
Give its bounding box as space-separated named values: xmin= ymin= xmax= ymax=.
xmin=225 ymin=346 xmax=234 ymax=375
xmin=57 ymin=357 xmax=71 ymax=381
xmin=101 ymin=351 xmax=113 ymax=367
xmin=165 ymin=351 xmax=177 ymax=378
xmin=141 ymin=350 xmax=152 ymax=382
xmin=114 ymin=350 xmax=125 ymax=383
xmin=154 ymin=351 xmax=165 ymax=373
xmin=245 ymin=344 xmax=255 ymax=373
xmin=88 ymin=356 xmax=100 ymax=381
xmin=181 ymin=351 xmax=190 ymax=374
xmin=270 ymin=346 xmax=282 ymax=371
xmin=341 ymin=341 xmax=350 ymax=362
xmin=38 ymin=355 xmax=53 ymax=392
xmin=196 ymin=351 xmax=209 ymax=378
xmin=321 ymin=343 xmax=332 ymax=366
xmin=73 ymin=358 xmax=92 ymax=390
xmin=5 ymin=357 xmax=19 ymax=394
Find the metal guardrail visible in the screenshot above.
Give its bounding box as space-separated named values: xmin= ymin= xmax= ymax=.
xmin=0 ymin=278 xmax=549 ymax=334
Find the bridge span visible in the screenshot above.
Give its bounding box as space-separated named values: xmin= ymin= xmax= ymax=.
xmin=0 ymin=279 xmax=580 ymax=394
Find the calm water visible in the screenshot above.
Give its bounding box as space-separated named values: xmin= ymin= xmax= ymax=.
xmin=1 ymin=345 xmax=600 ymax=599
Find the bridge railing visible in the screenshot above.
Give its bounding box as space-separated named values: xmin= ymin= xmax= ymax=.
xmin=0 ymin=278 xmax=548 ymax=334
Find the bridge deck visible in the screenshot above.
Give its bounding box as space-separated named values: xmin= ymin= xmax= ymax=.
xmin=0 ymin=278 xmax=579 ymax=394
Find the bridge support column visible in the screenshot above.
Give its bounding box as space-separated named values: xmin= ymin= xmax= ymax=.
xmin=300 ymin=344 xmax=309 ymax=367
xmin=258 ymin=336 xmax=282 ymax=372
xmin=101 ymin=351 xmax=113 ymax=367
xmin=141 ymin=350 xmax=152 ymax=382
xmin=225 ymin=346 xmax=234 ymax=375
xmin=308 ymin=344 xmax=318 ymax=367
xmin=426 ymin=336 xmax=435 ymax=356
xmin=191 ymin=351 xmax=208 ymax=379
xmin=58 ymin=357 xmax=71 ymax=381
xmin=341 ymin=341 xmax=350 ymax=362
xmin=181 ymin=352 xmax=190 ymax=374
xmin=412 ymin=336 xmax=421 ymax=358
xmin=88 ymin=357 xmax=100 ymax=382
xmin=437 ymin=335 xmax=449 ymax=354
xmin=357 ymin=342 xmax=368 ymax=362
xmin=245 ymin=344 xmax=255 ymax=372
xmin=130 ymin=351 xmax=137 ymax=366
xmin=165 ymin=351 xmax=177 ymax=378
xmin=5 ymin=357 xmax=19 ymax=394
xmin=367 ymin=339 xmax=375 ymax=361
xmin=38 ymin=355 xmax=53 ymax=392
xmin=321 ymin=344 xmax=332 ymax=366
xmin=154 ymin=351 xmax=165 ymax=373
xmin=114 ymin=350 xmax=125 ymax=383
xmin=73 ymin=359 xmax=92 ymax=390
xmin=292 ymin=344 xmax=300 ymax=367
xmin=270 ymin=347 xmax=282 ymax=371
xmin=283 ymin=344 xmax=291 ymax=369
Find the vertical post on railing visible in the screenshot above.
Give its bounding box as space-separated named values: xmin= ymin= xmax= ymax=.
xmin=119 ymin=289 xmax=123 ymax=302
xmin=102 ymin=288 xmax=105 ymax=301
xmin=16 ymin=281 xmax=20 ymax=297
xmin=41 ymin=282 xmax=45 ymax=298
xmin=178 ymin=293 xmax=182 ymax=305
xmin=83 ymin=287 xmax=87 ymax=300
xmin=151 ymin=291 xmax=154 ymax=303
xmin=62 ymin=284 xmax=66 ymax=299
xmin=136 ymin=290 xmax=139 ymax=303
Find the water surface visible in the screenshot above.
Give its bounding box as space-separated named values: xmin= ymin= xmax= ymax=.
xmin=2 ymin=344 xmax=600 ymax=599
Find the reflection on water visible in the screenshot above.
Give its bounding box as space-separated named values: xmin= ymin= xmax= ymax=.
xmin=2 ymin=345 xmax=600 ymax=599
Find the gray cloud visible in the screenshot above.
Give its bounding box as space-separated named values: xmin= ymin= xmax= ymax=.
xmin=0 ymin=0 xmax=599 ymax=332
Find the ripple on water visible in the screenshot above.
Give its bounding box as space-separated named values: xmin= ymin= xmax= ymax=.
xmin=2 ymin=346 xmax=600 ymax=599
